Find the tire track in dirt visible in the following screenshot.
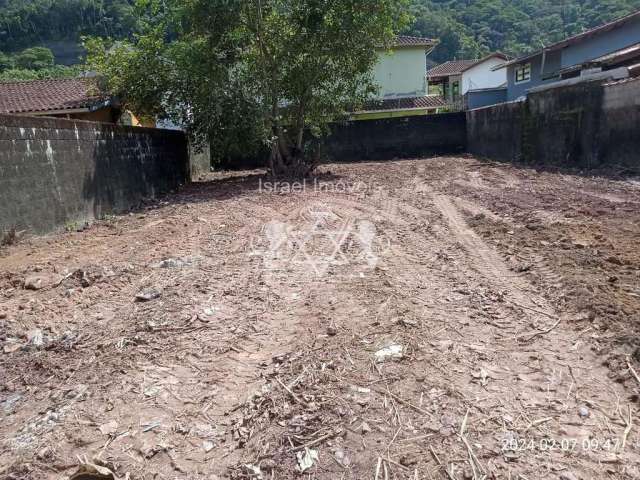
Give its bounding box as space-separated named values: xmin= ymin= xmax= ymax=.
xmin=429 ymin=189 xmax=553 ymax=312
xmin=233 ymin=166 xmax=640 ymax=479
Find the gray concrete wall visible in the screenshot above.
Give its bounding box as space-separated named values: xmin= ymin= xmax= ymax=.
xmin=467 ymin=77 xmax=640 ymax=170
xmin=189 ymin=143 xmax=211 ymax=179
xmin=219 ymin=113 xmax=468 ymax=169
xmin=526 ymin=80 xmax=605 ymax=168
xmin=0 ymin=114 xmax=189 ymax=235
xmin=326 ymin=112 xmax=467 ymax=162
xmin=600 ymin=78 xmax=640 ymax=167
xmin=466 ymin=100 xmax=525 ymax=162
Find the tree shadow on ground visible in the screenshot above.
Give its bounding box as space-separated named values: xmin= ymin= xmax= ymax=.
xmin=150 ymin=169 xmax=348 ymax=209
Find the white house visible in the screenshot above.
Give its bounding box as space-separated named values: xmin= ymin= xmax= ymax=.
xmin=426 ymin=53 xmax=508 ymax=109
xmin=460 ymin=53 xmax=508 ymax=95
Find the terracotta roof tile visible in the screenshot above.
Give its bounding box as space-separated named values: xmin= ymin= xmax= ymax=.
xmin=427 ymin=53 xmax=510 ymax=79
xmin=392 ymin=35 xmax=438 ymax=47
xmin=363 ymin=95 xmax=447 ymax=111
xmin=427 ymin=60 xmax=477 ymax=78
xmin=0 ymin=77 xmax=107 ymax=114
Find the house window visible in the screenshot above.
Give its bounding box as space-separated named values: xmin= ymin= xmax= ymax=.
xmin=515 ymin=63 xmax=531 ymax=84
xmin=452 ymin=80 xmax=460 ymax=98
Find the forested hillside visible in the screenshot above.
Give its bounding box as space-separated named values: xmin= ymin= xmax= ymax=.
xmin=0 ymin=0 xmax=135 ymax=52
xmin=1 ymin=0 xmax=640 ymax=76
xmin=408 ymin=0 xmax=640 ymax=62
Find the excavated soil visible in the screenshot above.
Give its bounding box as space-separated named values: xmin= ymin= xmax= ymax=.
xmin=1 ymin=157 xmax=640 ymax=480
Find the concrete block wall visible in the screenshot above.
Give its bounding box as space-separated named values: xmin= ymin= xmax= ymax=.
xmin=0 ymin=114 xmax=189 ymax=234
xmin=466 ymin=101 xmax=525 ymax=163
xmin=326 ymin=112 xmax=467 ymax=162
xmin=467 ymin=78 xmax=640 ymax=170
xmin=218 ymin=113 xmax=468 ymax=170
xmin=527 ymin=80 xmax=605 ymax=168
xmin=600 ymin=78 xmax=640 ymax=168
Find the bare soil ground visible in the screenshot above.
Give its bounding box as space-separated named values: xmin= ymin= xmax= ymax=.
xmin=2 ymin=157 xmax=640 ymax=480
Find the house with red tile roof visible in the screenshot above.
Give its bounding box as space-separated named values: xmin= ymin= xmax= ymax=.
xmin=0 ymin=77 xmax=153 ymax=126
xmin=352 ymin=36 xmax=447 ymax=119
xmin=427 ymin=53 xmax=509 ymax=110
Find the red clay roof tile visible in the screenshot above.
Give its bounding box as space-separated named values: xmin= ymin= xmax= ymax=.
xmin=0 ymin=77 xmax=107 ymax=114
xmin=363 ymin=95 xmax=447 ymax=111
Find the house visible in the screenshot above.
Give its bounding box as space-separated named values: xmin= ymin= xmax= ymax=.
xmin=352 ymin=36 xmax=447 ymax=119
xmin=498 ymin=9 xmax=640 ymax=101
xmin=0 ymin=77 xmax=153 ymax=126
xmin=426 ymin=53 xmax=509 ymax=109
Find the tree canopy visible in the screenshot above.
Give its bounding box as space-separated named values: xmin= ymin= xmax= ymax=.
xmin=88 ymin=0 xmax=409 ymax=176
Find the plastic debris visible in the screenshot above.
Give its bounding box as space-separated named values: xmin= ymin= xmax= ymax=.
xmin=203 ymin=440 xmax=215 ymax=452
xmin=296 ymin=447 xmax=319 ymax=473
xmin=374 ymin=343 xmax=404 ymax=363
xmin=27 ymin=329 xmax=44 ymax=348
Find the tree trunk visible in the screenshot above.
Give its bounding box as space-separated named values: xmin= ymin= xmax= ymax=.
xmin=268 ymin=125 xmax=318 ymax=178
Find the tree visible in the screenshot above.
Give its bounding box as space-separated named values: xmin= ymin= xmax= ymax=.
xmin=14 ymin=46 xmax=55 ymax=69
xmin=87 ymin=0 xmax=409 ymax=176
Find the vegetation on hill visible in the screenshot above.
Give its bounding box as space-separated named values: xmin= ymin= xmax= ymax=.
xmin=1 ymin=0 xmax=640 ymax=75
xmin=0 ymin=0 xmax=134 ymax=81
xmin=0 ymin=46 xmax=82 ymax=82
xmin=0 ymin=0 xmax=135 ymax=52
xmin=407 ymin=0 xmax=640 ymax=62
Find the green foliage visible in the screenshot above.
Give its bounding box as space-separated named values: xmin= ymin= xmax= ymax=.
xmin=2 ymin=0 xmax=640 ymax=67
xmin=88 ymin=0 xmax=409 ymax=175
xmin=0 ymin=0 xmax=136 ymax=52
xmin=407 ymin=0 xmax=640 ymax=62
xmin=0 ymin=45 xmax=80 ymax=82
xmin=0 ymin=65 xmax=82 ymax=82
xmin=13 ymin=46 xmax=54 ymax=69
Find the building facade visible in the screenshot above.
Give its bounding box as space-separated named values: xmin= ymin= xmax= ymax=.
xmin=501 ymin=10 xmax=640 ymax=101
xmin=426 ymin=53 xmax=508 ymax=109
xmin=373 ymin=36 xmax=437 ymax=99
xmin=351 ymin=35 xmax=446 ymax=119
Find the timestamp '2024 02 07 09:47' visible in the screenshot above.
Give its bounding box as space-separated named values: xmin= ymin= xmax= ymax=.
xmin=502 ymin=437 xmax=629 ymax=453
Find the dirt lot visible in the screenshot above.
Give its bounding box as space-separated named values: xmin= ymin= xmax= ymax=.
xmin=2 ymin=157 xmax=640 ymax=480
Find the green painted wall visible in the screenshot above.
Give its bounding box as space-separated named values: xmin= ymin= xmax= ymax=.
xmin=374 ymin=47 xmax=427 ymax=99
xmin=351 ymin=108 xmax=439 ymax=121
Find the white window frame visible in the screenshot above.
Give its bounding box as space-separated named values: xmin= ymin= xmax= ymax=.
xmin=514 ymin=63 xmax=531 ymax=84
